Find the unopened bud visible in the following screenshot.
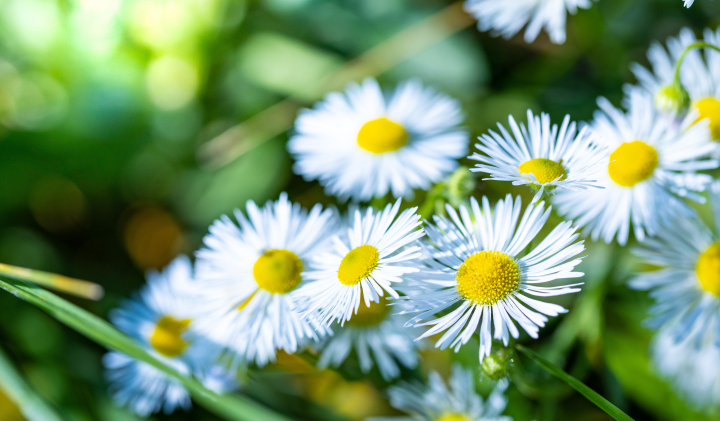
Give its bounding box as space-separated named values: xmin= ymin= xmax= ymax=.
xmin=481 ymin=347 xmax=513 ymax=380
xmin=655 ymin=83 xmax=690 ymax=115
xmin=446 ymin=167 xmax=476 ymax=207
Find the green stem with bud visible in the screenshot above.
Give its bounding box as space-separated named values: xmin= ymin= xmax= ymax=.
xmin=672 ymin=42 xmax=720 ymax=85
xmin=418 ymin=167 xmax=477 ymax=219
xmin=656 ymin=41 xmax=720 ymax=114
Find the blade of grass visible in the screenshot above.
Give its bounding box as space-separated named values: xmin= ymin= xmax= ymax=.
xmin=0 ymin=276 xmax=290 ymax=421
xmin=0 ymin=346 xmax=64 ymax=421
xmin=0 ymin=262 xmax=103 ymax=300
xmin=516 ymin=344 xmax=634 ymax=421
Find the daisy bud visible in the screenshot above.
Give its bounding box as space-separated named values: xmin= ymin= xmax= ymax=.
xmin=655 ymin=82 xmax=690 ymax=114
xmin=481 ymin=347 xmax=514 ymax=380
xmin=446 ymin=166 xmax=476 ymax=207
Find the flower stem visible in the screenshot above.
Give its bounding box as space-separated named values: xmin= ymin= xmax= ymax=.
xmin=516 ymin=344 xmax=634 ymax=421
xmin=673 ymin=41 xmax=720 ymax=85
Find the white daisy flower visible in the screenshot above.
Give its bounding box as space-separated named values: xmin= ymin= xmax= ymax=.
xmin=194 ymin=193 xmax=337 ymax=367
xmin=403 ymin=195 xmax=585 ymax=360
xmin=288 ymin=78 xmax=468 ymax=202
xmin=470 ymin=110 xmax=605 ymax=203
xmin=317 ymin=297 xmax=422 ymax=381
xmin=651 ymin=326 xmax=720 ymax=409
xmin=297 ymin=199 xmax=424 ymax=326
xmin=103 ymin=256 xmax=235 ymax=417
xmin=684 ymin=0 xmax=695 ymax=7
xmin=631 ymin=182 xmax=720 ymax=347
xmin=463 ymin=0 xmax=592 ymax=44
xmin=552 ymin=89 xmax=718 ymax=246
xmin=632 ymin=27 xmax=720 ymax=137
xmin=370 ymin=364 xmax=512 ymax=421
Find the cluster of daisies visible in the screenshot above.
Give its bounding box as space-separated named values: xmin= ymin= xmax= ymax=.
xmin=103 ymin=25 xmax=720 ymax=421
xmin=627 ymin=27 xmax=720 ymax=409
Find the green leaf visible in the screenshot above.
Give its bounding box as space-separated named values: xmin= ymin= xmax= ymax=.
xmin=0 ymin=276 xmax=291 ymax=421
xmin=516 ymin=344 xmax=634 ymax=421
xmin=0 ymin=345 xmax=64 ymax=421
xmin=0 ymin=262 xmax=104 ymax=300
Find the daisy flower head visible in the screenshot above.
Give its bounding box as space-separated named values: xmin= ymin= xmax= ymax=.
xmin=651 ymin=326 xmax=720 ymax=409
xmin=631 ymin=181 xmax=720 ymax=347
xmin=288 ymin=78 xmax=468 ymax=202
xmin=371 ymin=364 xmax=512 ymax=421
xmin=404 ymin=195 xmax=585 ymax=360
xmin=470 ymin=110 xmax=605 ymax=203
xmin=552 ymin=88 xmax=718 ymax=246
xmin=317 ymin=296 xmax=422 ymax=381
xmin=194 ymin=193 xmax=337 ymax=367
xmin=632 ymin=27 xmax=720 ymax=135
xmin=298 ymin=199 xmax=424 ymax=326
xmin=463 ymin=0 xmax=592 ymax=44
xmin=103 ymin=256 xmax=234 ymax=417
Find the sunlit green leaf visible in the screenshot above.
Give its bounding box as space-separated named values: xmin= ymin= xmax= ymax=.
xmin=0 ymin=276 xmax=290 ymax=421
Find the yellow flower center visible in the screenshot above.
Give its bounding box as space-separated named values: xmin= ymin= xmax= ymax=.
xmin=456 ymin=251 xmax=520 ymax=306
xmin=608 ymin=140 xmax=659 ymax=187
xmin=357 ymin=117 xmax=408 ymax=154
xmin=346 ymin=295 xmax=391 ymax=327
xmin=696 ymin=242 xmax=720 ymax=297
xmin=253 ymin=249 xmax=303 ymax=294
xmin=436 ymin=414 xmax=472 ymax=421
xmin=518 ymin=158 xmax=567 ymax=184
xmin=694 ymin=97 xmax=720 ymax=141
xmin=150 ymin=316 xmax=191 ymax=357
xmin=338 ymin=244 xmax=380 ymax=286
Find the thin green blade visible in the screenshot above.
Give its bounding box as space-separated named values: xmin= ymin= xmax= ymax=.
xmin=0 ymin=262 xmax=104 ymax=300
xmin=0 ymin=345 xmax=64 ymax=421
xmin=516 ymin=344 xmax=635 ymax=421
xmin=0 ymin=276 xmax=290 ymax=421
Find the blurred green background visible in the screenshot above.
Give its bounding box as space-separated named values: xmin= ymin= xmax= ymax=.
xmin=1 ymin=0 xmax=720 ymax=420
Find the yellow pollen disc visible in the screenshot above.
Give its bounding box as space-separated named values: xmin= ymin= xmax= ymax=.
xmin=357 ymin=117 xmax=408 ymax=154
xmin=694 ymin=97 xmax=720 ymax=141
xmin=518 ymin=158 xmax=567 ymax=184
xmin=608 ymin=140 xmax=659 ymax=187
xmin=696 ymin=242 xmax=720 ymax=297
xmin=253 ymin=249 xmax=303 ymax=294
xmin=436 ymin=414 xmax=472 ymax=421
xmin=338 ymin=244 xmax=380 ymax=286
xmin=150 ymin=316 xmax=191 ymax=357
xmin=456 ymin=251 xmax=520 ymax=306
xmin=346 ymin=295 xmax=391 ymax=327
